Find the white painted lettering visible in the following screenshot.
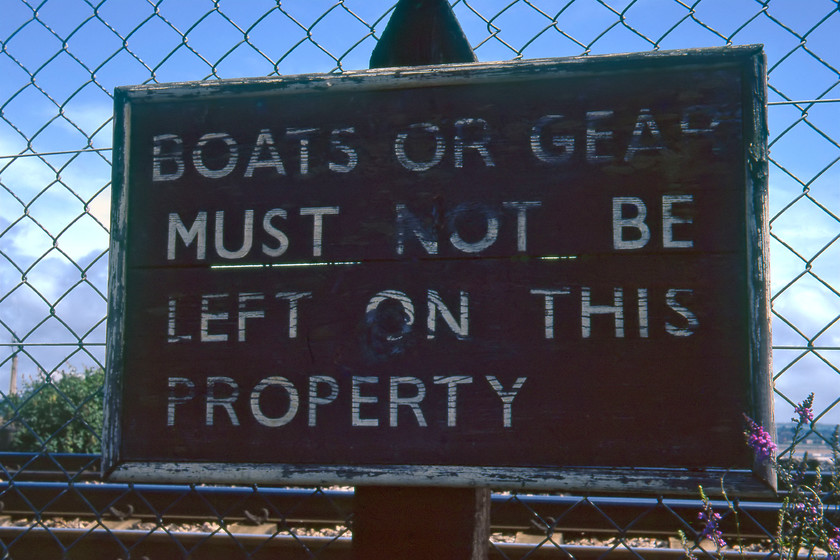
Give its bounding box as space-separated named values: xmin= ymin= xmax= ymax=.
xmin=308 ymin=376 xmax=339 ymax=427
xmin=244 ymin=128 xmax=286 ymax=177
xmin=286 ymin=128 xmax=318 ymax=175
xmin=153 ymin=134 xmax=185 ymax=181
xmin=427 ymin=290 xmax=469 ymax=340
xmin=275 ymin=291 xmax=313 ymax=339
xmin=262 ymin=208 xmax=289 ymax=257
xmin=365 ymin=290 xmax=416 ymax=343
xmin=433 ymin=376 xmax=472 ymax=427
xmin=448 ymin=204 xmax=499 ymax=254
xmin=586 ymin=110 xmax=615 ymax=163
xmin=666 ymin=288 xmax=698 ymax=336
xmin=395 ymin=203 xmax=438 ymax=255
xmin=637 ymin=288 xmax=649 ymax=338
xmin=503 ymin=201 xmax=542 ymax=252
xmin=165 ymin=374 xmax=540 ymax=430
xmin=237 ymin=292 xmax=264 ymax=342
xmin=214 ymin=209 xmax=254 ymax=260
xmin=530 ymin=115 xmax=574 ymax=164
xmin=329 ymin=127 xmax=358 ymax=173
xmin=299 ymin=206 xmax=339 ymax=257
xmin=486 ymin=376 xmax=527 ymax=428
xmin=612 ymin=197 xmax=650 ymax=250
xmin=681 ymin=106 xmax=719 ymax=137
xmin=206 ymin=377 xmax=240 ymax=426
xmin=352 ymin=376 xmax=379 ymax=427
xmin=581 ymin=287 xmax=624 ymax=338
xmin=250 ymin=377 xmax=300 ymax=427
xmin=530 ymin=288 xmax=571 ymax=339
xmin=394 ymin=123 xmax=445 ymax=171
xmin=624 ymin=108 xmax=665 ymax=161
xmin=168 ymin=212 xmax=207 ymax=260
xmin=453 ymin=118 xmax=495 ymax=168
xmin=389 ymin=376 xmax=427 ymax=427
xmin=167 ymin=377 xmax=195 ymax=426
xmin=167 ymin=298 xmax=192 ymax=342
xmin=201 ymin=293 xmax=229 ymax=342
xmin=193 ymin=132 xmax=238 ymax=179
xmin=662 ymin=194 xmax=694 ymax=248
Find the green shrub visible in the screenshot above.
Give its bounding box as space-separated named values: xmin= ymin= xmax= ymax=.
xmin=3 ymin=367 xmax=104 ymax=454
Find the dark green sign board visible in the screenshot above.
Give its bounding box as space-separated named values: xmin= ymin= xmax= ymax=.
xmin=104 ymin=46 xmax=774 ymax=494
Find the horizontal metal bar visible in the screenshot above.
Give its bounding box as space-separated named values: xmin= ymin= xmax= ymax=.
xmin=768 ymin=98 xmax=840 ymax=105
xmin=0 ymin=478 xmax=806 ymax=538
xmin=773 ymin=345 xmax=840 ymax=350
xmin=0 ymin=148 xmax=111 ymax=160
xmin=9 ymin=341 xmax=834 ymax=350
xmin=491 ymin=543 xmax=804 ymax=559
xmin=0 ymin=480 xmax=354 ymax=524
xmin=0 ymin=342 xmax=105 ymax=347
xmin=0 ymin=526 xmax=790 ymax=560
xmin=0 ymin=526 xmax=352 ymax=560
xmin=2 ymin=343 xmax=834 ymax=350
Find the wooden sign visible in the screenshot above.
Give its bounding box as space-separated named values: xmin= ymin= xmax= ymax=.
xmin=104 ymin=46 xmax=773 ymax=494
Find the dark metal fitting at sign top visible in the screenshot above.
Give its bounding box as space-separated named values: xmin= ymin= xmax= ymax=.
xmin=370 ymin=0 xmax=477 ymax=69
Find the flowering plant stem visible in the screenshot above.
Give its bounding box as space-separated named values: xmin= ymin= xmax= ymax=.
xmin=687 ymin=394 xmax=839 ymax=560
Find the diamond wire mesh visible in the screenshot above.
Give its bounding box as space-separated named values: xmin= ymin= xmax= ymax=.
xmin=0 ymin=0 xmax=838 ymax=557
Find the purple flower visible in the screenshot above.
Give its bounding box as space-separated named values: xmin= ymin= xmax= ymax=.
xmin=744 ymin=414 xmax=776 ymax=463
xmin=698 ymin=506 xmax=726 ymax=548
xmin=790 ymin=497 xmax=821 ymax=527
xmin=827 ymin=527 xmax=839 ymax=560
xmin=793 ymin=393 xmax=815 ymax=425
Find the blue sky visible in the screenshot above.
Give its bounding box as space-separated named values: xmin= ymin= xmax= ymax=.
xmin=0 ymin=0 xmax=838 ymax=428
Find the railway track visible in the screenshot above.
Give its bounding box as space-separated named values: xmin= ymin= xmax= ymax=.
xmin=0 ymin=479 xmax=788 ymax=536
xmin=1 ymin=454 xmax=834 ymax=559
xmin=0 ymin=481 xmax=786 ymax=559
xmin=0 ymin=525 xmax=786 ymax=560
xmin=0 ymin=452 xmax=100 ymax=482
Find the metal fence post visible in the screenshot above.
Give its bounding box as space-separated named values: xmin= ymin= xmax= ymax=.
xmin=354 ymin=2 xmax=489 ymax=559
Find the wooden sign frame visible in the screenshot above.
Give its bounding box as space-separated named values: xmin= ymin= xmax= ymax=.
xmin=104 ymin=46 xmax=773 ymax=495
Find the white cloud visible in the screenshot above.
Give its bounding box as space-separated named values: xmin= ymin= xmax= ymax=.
xmin=0 ymin=132 xmax=111 ymax=260
xmin=87 ymin=188 xmax=112 ymax=227
xmin=0 ymin=245 xmax=107 ymax=392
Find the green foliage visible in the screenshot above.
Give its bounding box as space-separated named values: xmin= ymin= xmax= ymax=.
xmin=683 ymin=394 xmax=840 ymax=560
xmin=3 ymin=367 xmax=104 ymax=453
xmin=772 ymin=423 xmax=839 ymax=560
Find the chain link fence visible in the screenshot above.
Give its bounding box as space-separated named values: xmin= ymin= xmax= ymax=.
xmin=1 ymin=0 xmax=838 ymax=557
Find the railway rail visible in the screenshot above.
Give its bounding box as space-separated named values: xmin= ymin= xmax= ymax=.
xmin=0 ymin=453 xmax=100 ymax=482
xmin=0 ymin=482 xmax=788 ymax=559
xmin=0 ymin=480 xmax=789 ymax=536
xmin=0 ymin=526 xmax=789 ymax=560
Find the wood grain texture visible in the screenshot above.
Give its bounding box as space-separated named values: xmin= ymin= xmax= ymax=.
xmin=353 ymin=486 xmax=490 ymax=559
xmin=104 ymin=46 xmax=773 ymax=495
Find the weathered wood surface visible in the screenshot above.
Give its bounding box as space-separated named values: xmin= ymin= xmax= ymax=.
xmin=353 ymin=486 xmax=489 ymax=559
xmin=106 ymin=463 xmax=775 ymax=497
xmin=104 ymin=45 xmax=772 ymax=494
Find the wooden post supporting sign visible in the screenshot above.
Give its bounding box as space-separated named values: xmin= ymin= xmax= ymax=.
xmin=354 ymin=486 xmax=490 ymax=559
xmin=358 ymin=3 xmax=490 ymax=558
